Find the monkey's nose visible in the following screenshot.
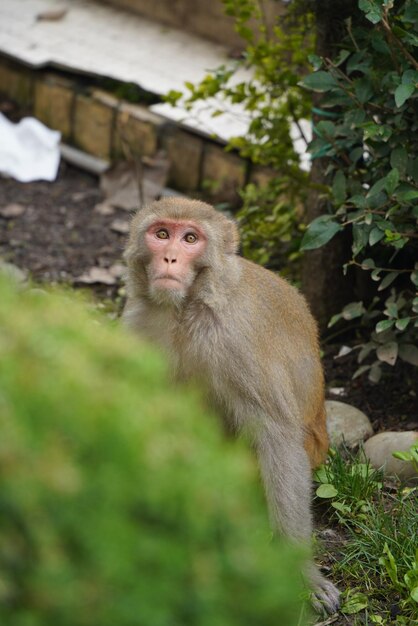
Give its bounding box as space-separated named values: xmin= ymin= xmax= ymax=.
xmin=164 ymin=256 xmax=177 ymax=264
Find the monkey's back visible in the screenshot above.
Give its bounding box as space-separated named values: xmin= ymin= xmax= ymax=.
xmin=233 ymin=258 xmax=328 ymax=466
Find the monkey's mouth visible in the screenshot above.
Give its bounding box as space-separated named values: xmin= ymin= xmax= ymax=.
xmin=154 ymin=275 xmax=182 ymax=287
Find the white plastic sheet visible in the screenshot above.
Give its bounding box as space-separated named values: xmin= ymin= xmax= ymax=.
xmin=0 ymin=113 xmax=61 ymax=182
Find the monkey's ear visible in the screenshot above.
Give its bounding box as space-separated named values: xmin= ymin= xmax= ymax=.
xmin=224 ymin=219 xmax=240 ymax=255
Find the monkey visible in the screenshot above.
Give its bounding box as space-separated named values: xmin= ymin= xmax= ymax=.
xmin=122 ymin=197 xmax=340 ymax=614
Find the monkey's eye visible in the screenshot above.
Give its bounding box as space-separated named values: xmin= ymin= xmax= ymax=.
xmin=185 ymin=233 xmax=198 ymax=244
xmin=156 ymin=229 xmax=169 ymax=239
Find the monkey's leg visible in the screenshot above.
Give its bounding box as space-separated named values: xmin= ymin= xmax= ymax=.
xmin=255 ymin=418 xmax=340 ymax=615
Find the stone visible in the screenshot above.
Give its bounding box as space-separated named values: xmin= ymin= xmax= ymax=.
xmin=73 ymin=92 xmax=116 ymax=159
xmin=0 ymin=204 xmax=26 ymax=218
xmin=0 ymin=261 xmax=27 ymax=284
xmin=76 ymin=267 xmax=116 ymax=285
xmin=364 ymin=431 xmax=418 ymax=479
xmin=34 ymin=75 xmax=75 ymax=139
xmin=326 ymin=400 xmax=373 ymax=448
xmin=115 ymin=103 xmax=166 ymax=159
xmin=166 ymin=130 xmax=204 ymax=191
xmin=202 ymin=143 xmax=247 ymax=205
xmin=110 ymin=219 xmax=130 ymax=235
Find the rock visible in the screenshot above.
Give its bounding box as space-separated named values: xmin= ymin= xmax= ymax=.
xmin=0 ymin=260 xmax=27 ymax=283
xmin=0 ymin=203 xmax=26 ymax=218
xmin=76 ymin=267 xmax=116 ymax=285
xmin=326 ymin=400 xmax=373 ymax=448
xmin=110 ymin=219 xmax=130 ymax=235
xmin=364 ymin=431 xmax=418 ymax=479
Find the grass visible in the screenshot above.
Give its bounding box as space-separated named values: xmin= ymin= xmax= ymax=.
xmin=314 ymin=448 xmax=418 ymax=624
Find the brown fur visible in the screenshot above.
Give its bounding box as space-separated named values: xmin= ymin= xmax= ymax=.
xmin=123 ymin=198 xmax=339 ymax=613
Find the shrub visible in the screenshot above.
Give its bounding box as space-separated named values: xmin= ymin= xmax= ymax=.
xmin=0 ymin=277 xmax=306 ymax=626
xmin=301 ymin=0 xmax=418 ymax=381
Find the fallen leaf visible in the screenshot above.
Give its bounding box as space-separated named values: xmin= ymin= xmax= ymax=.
xmin=76 ymin=267 xmax=116 ymax=285
xmin=100 ymin=152 xmax=169 ymax=210
xmin=0 ymin=203 xmax=26 ymax=218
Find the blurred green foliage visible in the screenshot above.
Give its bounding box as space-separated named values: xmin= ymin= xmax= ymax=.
xmin=0 ymin=277 xmax=306 ymax=626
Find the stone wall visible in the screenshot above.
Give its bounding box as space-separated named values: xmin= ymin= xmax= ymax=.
xmin=98 ymin=0 xmax=284 ymax=48
xmin=0 ymin=56 xmax=275 ymax=202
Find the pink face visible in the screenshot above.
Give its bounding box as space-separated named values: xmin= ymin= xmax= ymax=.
xmin=145 ymin=219 xmax=207 ymax=301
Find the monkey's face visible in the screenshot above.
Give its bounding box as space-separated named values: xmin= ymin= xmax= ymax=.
xmin=144 ymin=219 xmax=207 ymax=306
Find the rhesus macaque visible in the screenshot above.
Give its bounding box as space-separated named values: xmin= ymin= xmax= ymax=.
xmin=123 ymin=198 xmax=340 ymax=613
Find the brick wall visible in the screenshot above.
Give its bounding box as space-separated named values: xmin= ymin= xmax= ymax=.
xmin=0 ymin=56 xmax=276 ymax=203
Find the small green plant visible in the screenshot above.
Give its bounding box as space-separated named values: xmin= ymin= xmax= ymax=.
xmin=300 ymin=0 xmax=418 ymax=381
xmin=314 ymin=447 xmax=383 ymax=518
xmin=315 ymin=449 xmax=418 ymax=622
xmin=393 ymin=441 xmax=418 ymax=472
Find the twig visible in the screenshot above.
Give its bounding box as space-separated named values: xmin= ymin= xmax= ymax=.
xmin=381 ymin=14 xmax=418 ymax=72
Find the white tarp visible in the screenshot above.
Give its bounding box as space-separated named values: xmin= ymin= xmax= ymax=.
xmin=0 ymin=113 xmax=61 ymax=182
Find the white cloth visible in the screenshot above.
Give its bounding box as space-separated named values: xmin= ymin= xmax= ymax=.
xmin=0 ymin=113 xmax=61 ymax=182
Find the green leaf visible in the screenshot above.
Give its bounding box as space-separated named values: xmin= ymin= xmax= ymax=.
xmin=342 ymin=301 xmax=366 ymax=320
xmin=369 ymin=361 xmax=382 ymax=383
xmin=394 ymin=83 xmax=415 ymax=108
xmin=300 ymin=71 xmax=338 ymax=92
xmin=395 ymin=317 xmax=410 ymax=331
xmin=396 ymin=189 xmax=418 ymax=202
xmin=411 ymin=586 xmax=418 ymax=603
xmin=353 ymin=364 xmax=371 ymax=378
xmin=328 ymin=312 xmax=342 ymax=328
xmin=331 ymin=501 xmax=351 ymax=514
xmin=392 ymin=451 xmax=412 ymax=462
xmin=398 ymin=344 xmax=418 ymax=366
xmin=390 ymin=147 xmax=408 ymax=174
xmin=361 ymin=258 xmax=375 ymax=269
xmin=378 ymin=272 xmax=399 ymax=291
xmin=316 ymin=120 xmax=336 ymax=137
xmin=341 ymin=590 xmax=368 ymax=614
xmin=332 ymin=171 xmax=347 ymax=205
xmin=367 ymin=177 xmax=388 ymax=198
xmin=308 ymin=54 xmax=322 ymax=70
xmin=369 ymin=227 xmax=385 ymax=246
xmin=376 ymin=319 xmax=394 ymax=333
xmin=376 ymin=341 xmax=398 ymax=366
xmin=316 ymin=484 xmax=338 ymax=498
xmin=355 ymin=77 xmax=374 ymax=103
xmin=301 ymin=216 xmax=342 ymax=251
xmin=385 ymin=168 xmax=399 ymax=195
xmin=411 ymin=271 xmax=418 ymax=287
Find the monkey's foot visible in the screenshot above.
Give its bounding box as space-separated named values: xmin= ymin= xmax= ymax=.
xmin=306 ymin=566 xmax=340 ymax=615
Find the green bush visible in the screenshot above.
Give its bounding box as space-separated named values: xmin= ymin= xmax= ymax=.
xmin=0 ymin=277 xmax=306 ymax=626
xmin=301 ymin=0 xmax=418 ymax=380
